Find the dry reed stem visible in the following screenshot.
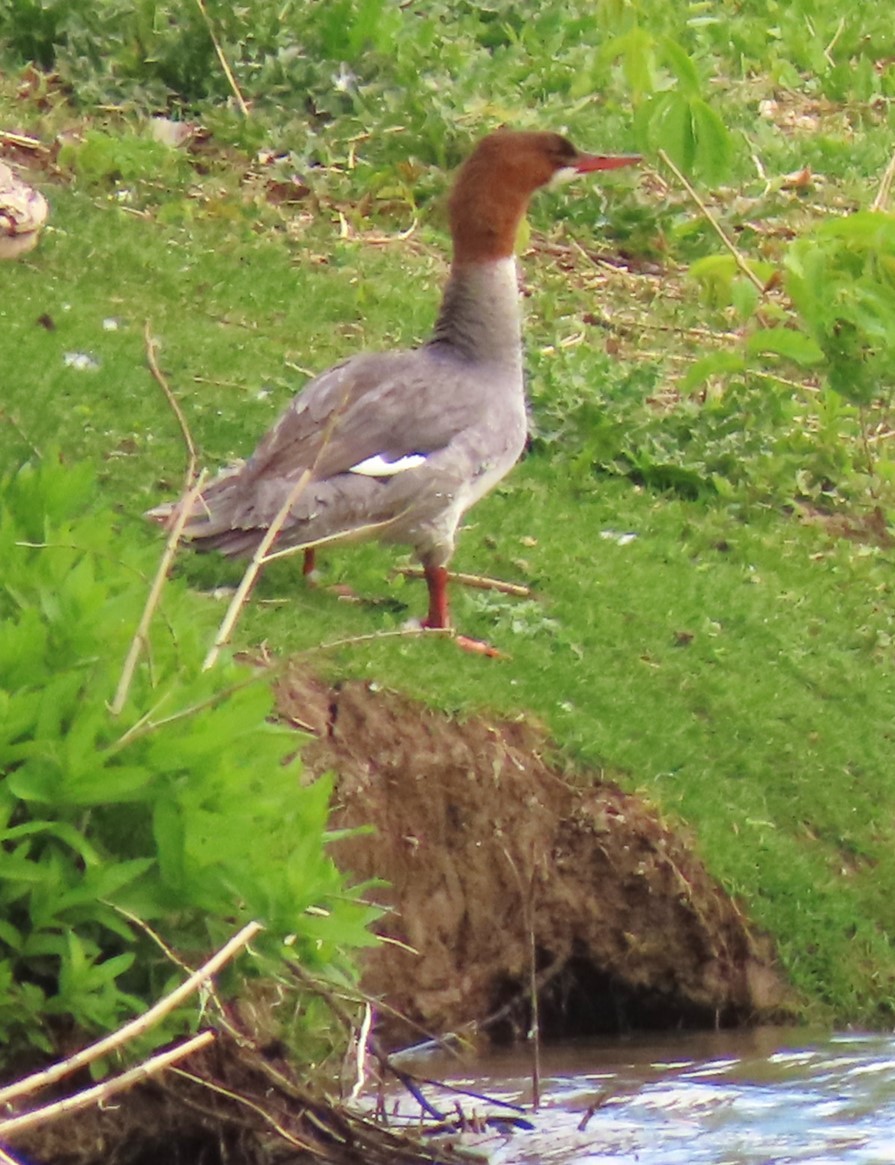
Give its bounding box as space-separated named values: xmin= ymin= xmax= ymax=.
xmin=657 ymin=149 xmax=766 ymax=294
xmin=500 ymin=847 xmax=541 ymax=1111
xmin=0 ymin=1032 xmax=215 ymax=1138
xmin=144 ymin=321 xmax=199 ymax=488
xmin=0 ymin=921 xmax=261 ymax=1109
xmin=193 ymin=0 xmax=250 ymax=116
xmin=303 ymin=626 xmax=452 ymax=656
xmin=110 ymin=468 xmax=208 ymax=715
xmin=392 ymin=566 xmax=531 ymax=599
xmin=0 ymin=130 xmax=47 ymax=153
xmin=871 ymin=149 xmax=895 ymax=212
xmin=202 ymin=468 xmax=313 ymax=670
xmin=110 ymin=323 xmax=204 ymax=713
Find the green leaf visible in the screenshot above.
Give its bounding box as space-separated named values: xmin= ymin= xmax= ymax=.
xmin=653 ymin=92 xmax=696 ymax=174
xmin=731 ymin=276 xmax=761 ymax=321
xmin=602 ymin=28 xmax=658 ymax=98
xmin=688 ymin=98 xmax=731 ymax=184
xmin=746 ymin=329 xmax=826 ymax=366
xmin=661 ymin=36 xmax=701 ymax=95
xmin=681 ymin=351 xmax=747 ymax=393
xmin=153 ymin=797 xmax=186 ymax=890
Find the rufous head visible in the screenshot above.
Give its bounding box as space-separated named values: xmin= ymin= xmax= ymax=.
xmin=448 ymin=130 xmax=639 ymax=264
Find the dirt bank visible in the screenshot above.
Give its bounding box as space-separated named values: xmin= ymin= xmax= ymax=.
xmin=277 ymin=671 xmax=793 ymax=1044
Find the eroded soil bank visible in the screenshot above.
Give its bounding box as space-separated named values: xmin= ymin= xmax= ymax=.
xmin=278 ymin=670 xmax=794 ymax=1044
xmin=9 ymin=671 xmax=795 ymax=1165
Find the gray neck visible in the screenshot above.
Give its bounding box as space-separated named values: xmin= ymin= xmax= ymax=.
xmin=426 ymin=258 xmax=522 ymax=367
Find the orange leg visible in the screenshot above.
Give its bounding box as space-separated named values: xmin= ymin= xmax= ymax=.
xmin=421 ymin=562 xmax=503 ymax=657
xmin=421 ymin=563 xmax=450 ymax=629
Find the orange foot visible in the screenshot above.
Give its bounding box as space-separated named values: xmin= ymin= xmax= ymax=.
xmin=453 ymin=633 xmax=506 ymax=659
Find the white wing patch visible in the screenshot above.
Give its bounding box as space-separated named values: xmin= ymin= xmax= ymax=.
xmin=347 ymin=452 xmax=427 ymax=477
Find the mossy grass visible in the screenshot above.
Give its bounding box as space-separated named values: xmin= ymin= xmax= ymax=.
xmin=3 ymin=0 xmax=895 ymax=1026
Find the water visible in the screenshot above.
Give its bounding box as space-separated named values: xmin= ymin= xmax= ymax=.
xmin=393 ymin=1028 xmax=895 ymax=1163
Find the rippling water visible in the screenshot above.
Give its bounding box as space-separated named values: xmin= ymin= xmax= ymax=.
xmin=398 ymin=1028 xmax=895 ymax=1163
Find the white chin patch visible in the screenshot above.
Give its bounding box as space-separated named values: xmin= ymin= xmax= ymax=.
xmin=550 ymin=166 xmax=581 ymax=187
xmin=347 ymin=452 xmax=427 ymax=477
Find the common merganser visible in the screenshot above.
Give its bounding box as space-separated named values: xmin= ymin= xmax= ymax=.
xmin=151 ymin=131 xmax=638 ymax=641
xmin=0 ymin=161 xmax=48 ymax=259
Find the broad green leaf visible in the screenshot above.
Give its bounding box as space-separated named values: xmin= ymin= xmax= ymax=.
xmin=0 ymin=920 xmax=23 ymax=952
xmin=731 ymin=276 xmax=761 ymax=321
xmin=746 ymin=329 xmax=826 ymax=366
xmin=661 ymin=36 xmax=701 ymax=95
xmin=153 ymin=797 xmax=186 ymax=890
xmin=689 ymin=98 xmax=731 ymax=184
xmin=654 ymin=92 xmax=696 ymax=174
xmin=681 ymin=351 xmax=746 ymax=393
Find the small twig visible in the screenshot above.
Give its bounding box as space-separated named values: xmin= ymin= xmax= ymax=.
xmin=111 ymin=468 xmax=208 ymax=714
xmin=0 ymin=411 xmax=41 ymax=459
xmin=501 ymin=847 xmax=541 ymax=1111
xmin=859 ymin=406 xmax=880 ymax=500
xmin=193 ymin=0 xmax=250 ymax=116
xmin=0 ymin=921 xmax=261 ymax=1108
xmin=301 ymin=626 xmax=452 ymax=656
xmin=348 ymin=1004 xmax=374 ymax=1104
xmin=0 ymin=130 xmax=48 ymax=153
xmin=823 ymin=16 xmax=845 ymax=65
xmin=145 ymin=321 xmax=199 ymax=489
xmin=108 ymin=664 xmax=269 ymax=752
xmin=657 ymin=149 xmax=766 ymax=294
xmin=588 ymin=310 xmax=738 ymax=345
xmin=0 ymin=1032 xmax=214 ymax=1138
xmin=112 ymin=325 xmax=205 ymax=709
xmin=171 ymin=1067 xmax=317 ymax=1153
xmin=105 ymin=902 xmax=197 ymax=978
xmin=393 ymin=566 xmax=531 ymax=599
xmin=871 ymin=149 xmax=895 ymax=213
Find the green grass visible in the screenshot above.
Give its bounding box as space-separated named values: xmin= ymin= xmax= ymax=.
xmin=3 ymin=1 xmax=895 ymax=1025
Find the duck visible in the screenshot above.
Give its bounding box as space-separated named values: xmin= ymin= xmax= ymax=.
xmin=0 ymin=160 xmax=49 ymax=259
xmin=150 ymin=130 xmax=638 ymax=645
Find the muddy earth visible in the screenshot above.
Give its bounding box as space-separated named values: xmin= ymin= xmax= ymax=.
xmin=278 ymin=671 xmax=792 ymax=1045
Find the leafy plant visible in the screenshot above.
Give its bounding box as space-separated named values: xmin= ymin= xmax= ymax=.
xmin=0 ymin=455 xmax=374 ymax=1066
xmin=784 ymin=211 xmax=895 ymax=407
xmin=608 ymin=30 xmax=733 ymax=183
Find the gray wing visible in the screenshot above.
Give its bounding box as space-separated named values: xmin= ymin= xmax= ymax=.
xmin=243 ymin=349 xmax=486 ymax=485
